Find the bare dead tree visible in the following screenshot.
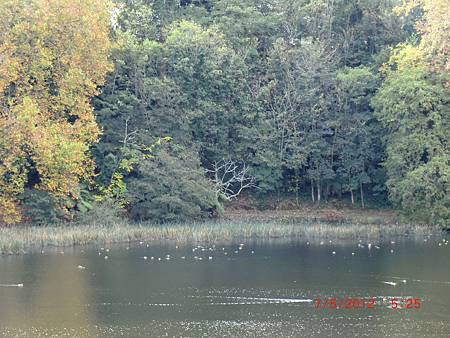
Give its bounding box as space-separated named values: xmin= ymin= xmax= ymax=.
xmin=121 ymin=117 xmax=138 ymax=147
xmin=206 ymin=160 xmax=257 ymax=201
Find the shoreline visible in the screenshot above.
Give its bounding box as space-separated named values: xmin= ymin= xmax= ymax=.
xmin=0 ymin=220 xmax=443 ymax=255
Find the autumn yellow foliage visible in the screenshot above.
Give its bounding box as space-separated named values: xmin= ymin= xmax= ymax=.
xmin=395 ymin=0 xmax=450 ymax=73
xmin=0 ymin=0 xmax=113 ymax=224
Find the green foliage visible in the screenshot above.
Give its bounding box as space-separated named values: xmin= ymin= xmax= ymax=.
xmin=125 ymin=145 xmax=219 ymax=222
xmin=373 ymin=67 xmax=449 ymax=224
xmin=19 ymin=189 xmax=67 ymax=225
xmin=4 ymin=0 xmax=446 ymax=225
xmin=75 ymin=201 xmax=125 ymax=226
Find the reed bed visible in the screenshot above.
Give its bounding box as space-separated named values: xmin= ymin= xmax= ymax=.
xmin=0 ymin=220 xmax=442 ymax=254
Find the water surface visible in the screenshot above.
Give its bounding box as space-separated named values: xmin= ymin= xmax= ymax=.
xmin=1 ymin=235 xmax=449 ymax=337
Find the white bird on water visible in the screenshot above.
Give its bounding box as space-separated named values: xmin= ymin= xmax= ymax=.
xmin=77 ymin=265 xmax=86 ymax=270
xmin=383 ymin=281 xmax=397 ymax=286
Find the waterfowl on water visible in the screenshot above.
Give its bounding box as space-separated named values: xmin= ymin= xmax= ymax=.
xmin=383 ymin=281 xmax=397 ymax=286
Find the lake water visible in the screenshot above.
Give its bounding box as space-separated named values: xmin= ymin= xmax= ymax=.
xmin=1 ymin=235 xmax=449 ymax=337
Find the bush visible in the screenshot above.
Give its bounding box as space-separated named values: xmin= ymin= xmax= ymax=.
xmin=125 ymin=144 xmax=220 ymax=222
xmin=74 ymin=200 xmax=126 ymax=225
xmin=19 ymin=189 xmax=67 ymax=225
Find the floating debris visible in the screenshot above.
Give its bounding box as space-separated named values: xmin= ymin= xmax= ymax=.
xmin=77 ymin=265 xmax=86 ymax=270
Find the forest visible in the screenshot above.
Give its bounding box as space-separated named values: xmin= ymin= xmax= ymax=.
xmin=0 ymin=0 xmax=448 ymax=226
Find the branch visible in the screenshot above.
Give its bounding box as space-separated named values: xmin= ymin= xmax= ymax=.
xmin=207 ymin=160 xmax=257 ymax=201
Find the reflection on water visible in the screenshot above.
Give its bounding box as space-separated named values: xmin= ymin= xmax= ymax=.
xmin=1 ymin=236 xmax=450 ymax=337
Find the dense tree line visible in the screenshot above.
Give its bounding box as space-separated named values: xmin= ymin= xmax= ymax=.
xmin=0 ymin=0 xmax=448 ymax=225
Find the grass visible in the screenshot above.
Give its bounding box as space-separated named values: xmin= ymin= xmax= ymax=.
xmin=0 ymin=220 xmax=442 ymax=255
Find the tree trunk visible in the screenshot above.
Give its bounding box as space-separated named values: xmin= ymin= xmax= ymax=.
xmin=317 ymin=180 xmax=321 ymax=204
xmin=360 ymin=182 xmax=365 ymax=209
xmin=311 ymin=181 xmax=315 ymax=203
xmin=350 ymin=189 xmax=354 ymax=205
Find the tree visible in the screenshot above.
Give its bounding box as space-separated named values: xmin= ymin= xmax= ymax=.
xmin=263 ymin=38 xmax=337 ymax=202
xmin=0 ymin=0 xmax=113 ymax=224
xmin=395 ymin=0 xmax=450 ymax=73
xmin=126 ymin=144 xmax=219 ymax=222
xmin=373 ymin=66 xmax=449 ymax=224
xmin=206 ymin=160 xmax=256 ymax=201
xmin=335 ymin=67 xmax=379 ymax=207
